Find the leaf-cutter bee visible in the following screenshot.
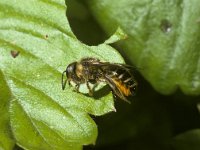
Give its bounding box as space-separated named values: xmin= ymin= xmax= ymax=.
xmin=62 ymin=58 xmax=137 ymax=103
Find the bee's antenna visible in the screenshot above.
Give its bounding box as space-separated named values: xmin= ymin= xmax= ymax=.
xmin=62 ymin=70 xmax=67 ymax=90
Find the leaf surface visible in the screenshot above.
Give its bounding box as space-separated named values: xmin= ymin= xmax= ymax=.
xmin=0 ymin=0 xmax=124 ymax=149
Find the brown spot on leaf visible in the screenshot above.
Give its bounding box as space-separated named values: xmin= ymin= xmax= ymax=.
xmin=44 ymin=34 xmax=49 ymax=39
xmin=11 ymin=50 xmax=20 ymax=58
xmin=160 ymin=19 xmax=172 ymax=33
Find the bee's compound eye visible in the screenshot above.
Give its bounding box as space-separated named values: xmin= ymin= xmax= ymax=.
xmin=66 ymin=62 xmax=76 ymax=78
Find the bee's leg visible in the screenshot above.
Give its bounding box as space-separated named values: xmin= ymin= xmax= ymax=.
xmin=75 ymin=83 xmax=80 ymax=93
xmin=91 ymin=83 xmax=98 ymax=92
xmin=68 ymin=80 xmax=71 ymax=86
xmin=86 ymin=81 xmax=93 ymax=96
xmin=112 ymin=91 xmax=118 ymax=100
xmin=72 ymin=82 xmax=80 ymax=93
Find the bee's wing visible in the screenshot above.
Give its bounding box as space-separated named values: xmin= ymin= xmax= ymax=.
xmin=104 ymin=74 xmax=131 ymax=104
xmin=93 ymin=62 xmax=138 ymax=72
xmin=111 ymin=63 xmax=140 ymax=72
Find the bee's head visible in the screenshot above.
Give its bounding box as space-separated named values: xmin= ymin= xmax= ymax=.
xmin=62 ymin=62 xmax=78 ymax=90
xmin=66 ymin=62 xmax=77 ymax=80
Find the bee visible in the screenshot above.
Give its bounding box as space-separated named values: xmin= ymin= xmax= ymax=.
xmin=62 ymin=58 xmax=138 ymax=103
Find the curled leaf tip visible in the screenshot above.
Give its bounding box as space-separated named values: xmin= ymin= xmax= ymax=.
xmin=92 ymin=141 xmax=96 ymax=145
xmin=112 ymin=107 xmax=117 ymax=112
xmin=104 ymin=27 xmax=128 ymax=44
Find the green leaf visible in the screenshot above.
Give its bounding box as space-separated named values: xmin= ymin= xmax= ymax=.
xmin=86 ymin=0 xmax=200 ymax=95
xmin=0 ymin=0 xmax=124 ymax=149
xmin=0 ymin=72 xmax=14 ymax=150
xmin=104 ymin=27 xmax=127 ymax=44
xmin=171 ymin=129 xmax=200 ymax=150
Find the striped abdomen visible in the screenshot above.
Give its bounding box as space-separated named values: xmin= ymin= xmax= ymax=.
xmin=113 ymin=70 xmax=137 ymax=96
